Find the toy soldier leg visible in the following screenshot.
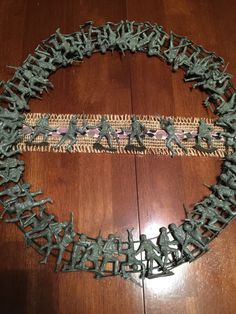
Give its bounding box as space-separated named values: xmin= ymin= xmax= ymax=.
xmin=69 ymin=243 xmax=82 ymax=269
xmin=28 ymin=131 xmax=39 ymax=143
xmin=66 ymin=137 xmax=77 ymax=151
xmin=55 ymin=246 xmax=66 ymax=272
xmin=54 ymin=135 xmax=68 ymax=148
xmin=136 ymin=135 xmax=144 ymax=147
xmin=40 ymin=241 xmax=55 ymax=264
xmin=166 ymin=137 xmax=175 ymax=155
xmin=175 ymin=136 xmax=188 ymax=153
xmin=105 ymin=134 xmax=112 ymax=148
xmin=188 ymin=238 xmax=207 ymax=252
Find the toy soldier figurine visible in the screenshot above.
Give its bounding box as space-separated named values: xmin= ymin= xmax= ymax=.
xmin=147 ymin=25 xmax=167 ymax=57
xmin=202 ymin=194 xmax=236 ymax=218
xmin=0 ymin=182 xmax=31 ymax=200
xmin=93 ymin=115 xmax=119 ymax=152
xmin=125 ymin=115 xmax=147 ymax=151
xmin=210 ymin=184 xmax=236 ymax=203
xmin=0 ymin=129 xmax=21 ymax=158
xmin=63 ymin=233 xmax=90 ymax=271
xmin=120 ymin=228 xmax=146 ymax=279
xmin=168 ymin=224 xmax=194 ymax=261
xmin=40 ymin=213 xmax=76 ymax=272
xmin=135 ymin=234 xmax=164 ymax=277
xmin=27 ymin=114 xmax=55 ymax=145
xmin=160 ymin=117 xmax=187 ymax=156
xmin=99 ymin=234 xmax=120 ymax=275
xmin=157 ymin=227 xmax=179 ymax=270
xmin=182 ymin=220 xmax=209 ymax=253
xmin=1 ymin=195 xmax=52 ymax=225
xmin=163 ymin=33 xmax=190 ymax=65
xmin=24 ymin=214 xmax=55 ymax=245
xmin=0 ymin=158 xmax=24 ymax=185
xmin=54 ymin=115 xmax=83 ymax=151
xmin=78 ymin=236 xmax=104 ymax=276
xmin=194 ymin=119 xmax=217 ymax=153
xmin=192 ymin=203 xmax=228 ymax=232
xmin=0 ymin=82 xmax=29 ymax=111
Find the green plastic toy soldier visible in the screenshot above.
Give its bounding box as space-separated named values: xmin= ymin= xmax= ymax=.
xmin=168 ymin=224 xmax=194 ymax=261
xmin=157 ymin=227 xmax=179 ymax=270
xmin=0 ymin=182 xmax=31 ymax=200
xmin=54 ymin=115 xmax=81 ymax=151
xmin=125 ymin=115 xmax=147 ymax=151
xmin=40 ymin=213 xmax=76 ymax=272
xmin=1 ymin=196 xmax=52 ymax=225
xmin=27 ymin=114 xmax=55 ymax=145
xmin=147 ymin=25 xmax=167 ymax=57
xmin=182 ymin=220 xmax=209 ymax=253
xmin=163 ymin=32 xmax=190 ymax=65
xmin=24 ymin=214 xmax=55 ymax=246
xmin=160 ymin=117 xmax=187 ymax=156
xmin=192 ymin=203 xmax=228 ymax=232
xmin=93 ymin=115 xmax=119 ymax=151
xmin=0 ymin=158 xmax=24 ymax=185
xmin=135 ymin=234 xmax=164 ymax=276
xmin=78 ymin=236 xmax=104 ymax=276
xmin=63 ymin=233 xmax=90 ymax=271
xmin=120 ymin=228 xmax=146 ymax=279
xmin=202 ymin=194 xmax=236 ymax=218
xmin=194 ymin=119 xmax=217 ymax=153
xmin=100 ymin=234 xmax=120 ymax=275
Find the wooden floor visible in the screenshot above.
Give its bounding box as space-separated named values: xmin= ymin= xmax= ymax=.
xmin=0 ymin=0 xmax=236 ymax=313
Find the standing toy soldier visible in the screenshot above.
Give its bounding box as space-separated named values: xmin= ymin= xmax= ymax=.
xmin=135 ymin=234 xmax=165 ymax=277
xmin=54 ymin=115 xmax=80 ymax=151
xmin=194 ymin=119 xmax=217 ymax=153
xmin=160 ymin=117 xmax=187 ymax=156
xmin=125 ymin=115 xmax=147 ymax=151
xmin=78 ymin=235 xmax=104 ymax=276
xmin=40 ymin=213 xmax=76 ymax=272
xmin=182 ymin=220 xmax=209 ymax=253
xmin=100 ymin=234 xmax=120 ymax=276
xmin=27 ymin=113 xmax=55 ymax=145
xmin=93 ymin=115 xmax=119 ymax=151
xmin=63 ymin=233 xmax=90 ymax=271
xmin=120 ymin=228 xmax=146 ymax=279
xmin=157 ymin=227 xmax=179 ymax=270
xmin=168 ymin=223 xmax=194 ymax=261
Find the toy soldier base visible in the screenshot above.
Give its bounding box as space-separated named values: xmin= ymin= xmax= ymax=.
xmin=93 ymin=142 xmax=117 ymax=152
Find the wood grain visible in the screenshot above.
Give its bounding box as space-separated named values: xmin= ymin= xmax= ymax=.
xmin=0 ymin=1 xmax=236 ymax=313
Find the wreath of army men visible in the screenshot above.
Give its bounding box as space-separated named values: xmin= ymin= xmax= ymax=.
xmin=0 ymin=20 xmax=236 ymax=285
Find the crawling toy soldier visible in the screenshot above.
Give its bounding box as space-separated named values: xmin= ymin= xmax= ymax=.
xmin=194 ymin=119 xmax=217 ymax=153
xmin=27 ymin=114 xmax=55 ymax=145
xmin=160 ymin=117 xmax=187 ymax=156
xmin=125 ymin=115 xmax=147 ymax=151
xmin=93 ymin=115 xmax=119 ymax=151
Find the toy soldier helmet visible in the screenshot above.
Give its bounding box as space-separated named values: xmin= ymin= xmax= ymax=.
xmin=131 ymin=116 xmax=137 ymax=122
xmin=80 ymin=233 xmax=87 ymax=240
xmin=160 ymin=227 xmax=167 ymax=232
xmin=108 ymin=234 xmax=115 ymax=240
xmin=183 ymin=221 xmax=193 ymax=232
xmin=44 ymin=113 xmax=50 ymax=119
xmin=169 ymin=223 xmax=177 ymax=230
xmin=140 ymin=234 xmax=146 ymax=241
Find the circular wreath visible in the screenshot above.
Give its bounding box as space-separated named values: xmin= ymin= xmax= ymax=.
xmin=0 ymin=20 xmax=236 ymax=284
